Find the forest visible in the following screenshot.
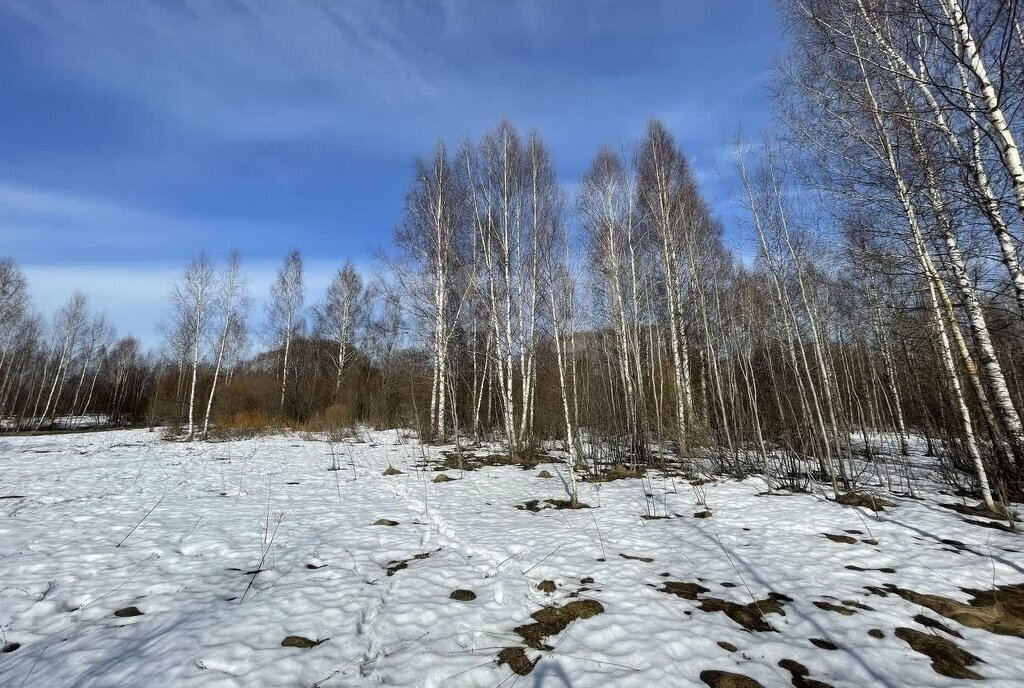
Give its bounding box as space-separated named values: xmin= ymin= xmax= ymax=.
xmin=3 ymin=0 xmax=1024 ymax=512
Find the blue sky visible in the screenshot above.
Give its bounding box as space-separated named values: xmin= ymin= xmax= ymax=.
xmin=0 ymin=0 xmax=782 ymax=346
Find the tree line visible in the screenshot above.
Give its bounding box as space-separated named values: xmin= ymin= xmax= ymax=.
xmin=0 ymin=259 xmax=151 ymax=431
xmin=2 ymin=0 xmax=1022 ymax=507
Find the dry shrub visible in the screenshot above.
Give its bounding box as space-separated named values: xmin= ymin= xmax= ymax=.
xmin=297 ymin=403 xmax=357 ymax=441
xmin=223 ymin=409 xmax=273 ymax=429
xmin=208 ymin=409 xmax=274 ymax=440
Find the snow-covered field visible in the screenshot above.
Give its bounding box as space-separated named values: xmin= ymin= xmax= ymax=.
xmin=1 ymin=429 xmax=1022 ymax=687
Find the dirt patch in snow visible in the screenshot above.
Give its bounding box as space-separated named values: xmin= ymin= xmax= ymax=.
xmin=660 ymin=581 xmax=710 ymax=600
xmin=846 ymin=564 xmax=895 ymax=574
xmin=515 ymin=498 xmax=590 ymax=512
xmin=497 ymin=646 xmax=537 ymax=675
xmin=382 ymin=465 xmax=404 ymax=476
xmin=513 ymin=599 xmax=605 ymax=650
xmin=914 ymin=613 xmax=962 ymax=638
xmin=440 ymin=451 xmax=556 ymax=472
xmin=813 ymin=600 xmax=855 ymax=616
xmin=114 ymin=606 xmax=143 ymax=617
xmin=372 ymin=519 xmax=399 ymax=526
xmin=281 ymin=635 xmax=325 ymax=649
xmin=658 ymin=580 xmax=789 ymax=632
xmin=699 ymin=669 xmax=764 ymax=687
xmin=885 ymin=582 xmax=1024 ymax=638
xmin=835 ymin=491 xmax=895 ymax=512
xmin=450 ymin=589 xmax=476 ymax=601
xmin=823 ymin=533 xmax=857 ymax=544
xmin=778 ymin=658 xmax=836 ymax=688
xmin=384 ymin=550 xmax=438 ymax=577
xmin=619 ymin=553 xmax=654 ymax=563
xmin=582 ymin=463 xmax=645 ymax=482
xmin=895 ymin=626 xmax=982 ymax=679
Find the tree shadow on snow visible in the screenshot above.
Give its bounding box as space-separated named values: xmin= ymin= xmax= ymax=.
xmin=533 ymin=659 xmax=573 ymax=687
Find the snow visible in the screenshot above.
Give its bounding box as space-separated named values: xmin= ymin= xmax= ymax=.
xmin=1 ymin=429 xmax=1022 ymax=687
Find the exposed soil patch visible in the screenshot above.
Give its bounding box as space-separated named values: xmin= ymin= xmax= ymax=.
xmin=545 ymin=498 xmax=589 ymax=509
xmin=823 ymin=533 xmax=857 ymax=544
xmin=868 ymin=628 xmax=885 ymax=638
xmin=382 ymin=466 xmax=404 ymax=476
xmin=660 ymin=581 xmax=710 ymax=600
xmin=694 ymin=510 xmax=713 ymax=518
xmin=2 ymin=642 xmax=21 ymax=653
xmin=583 ymin=463 xmax=645 ymax=482
xmin=372 ymin=519 xmax=399 ymax=526
xmin=835 ymin=491 xmax=895 ymax=512
xmin=497 ymin=646 xmax=537 ymax=675
xmin=895 ymin=627 xmax=982 ymax=679
xmin=809 ymin=638 xmax=837 ymax=650
xmin=281 ymin=635 xmax=325 ymax=649
xmin=619 ymin=553 xmax=654 ymax=563
xmin=433 ymin=473 xmax=453 ymax=483
xmin=450 ymin=589 xmax=476 ymax=601
xmin=114 ymin=606 xmax=143 ymax=617
xmin=659 ymin=581 xmax=789 ymax=632
xmin=717 ymin=641 xmax=737 ymax=652
xmin=843 ymin=599 xmax=873 ymax=611
xmin=778 ymin=658 xmax=836 ymax=688
xmin=885 ymin=582 xmax=1024 ymax=638
xmin=441 ymin=451 xmax=555 ymax=472
xmin=846 ymin=564 xmax=895 ymax=574
xmin=305 ymin=563 xmax=326 ymax=570
xmin=537 ymin=580 xmax=556 ymax=594
xmin=915 ymin=613 xmax=962 ymax=638
xmin=537 ymin=470 xmax=552 ymax=479
xmin=384 ymin=550 xmax=437 ymax=577
xmin=513 ymin=599 xmax=605 ymax=650
xmin=700 ymin=669 xmax=765 ymax=688
xmin=516 ymin=498 xmax=590 ymax=512
xmin=814 ymin=600 xmax=855 ymax=616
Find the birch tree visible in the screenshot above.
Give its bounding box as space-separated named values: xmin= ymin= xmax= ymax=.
xmin=202 ymin=252 xmax=249 ymax=438
xmin=172 ymin=254 xmax=215 ymax=439
xmin=268 ymin=250 xmax=305 ymax=416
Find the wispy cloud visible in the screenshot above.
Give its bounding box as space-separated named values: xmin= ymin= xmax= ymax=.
xmin=0 ymin=183 xmax=204 ymax=249
xmin=23 ymin=256 xmax=375 ymax=350
xmin=0 ymin=181 xmax=347 ymax=261
xmin=5 ymin=0 xmax=447 ymax=145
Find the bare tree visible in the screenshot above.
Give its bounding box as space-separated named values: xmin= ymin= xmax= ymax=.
xmin=202 ymin=252 xmax=250 ymax=438
xmin=268 ymin=250 xmax=305 ymax=416
xmin=171 ymin=254 xmax=215 ymax=439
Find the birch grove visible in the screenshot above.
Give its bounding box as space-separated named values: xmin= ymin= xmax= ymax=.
xmin=4 ymin=0 xmax=1024 ymax=513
